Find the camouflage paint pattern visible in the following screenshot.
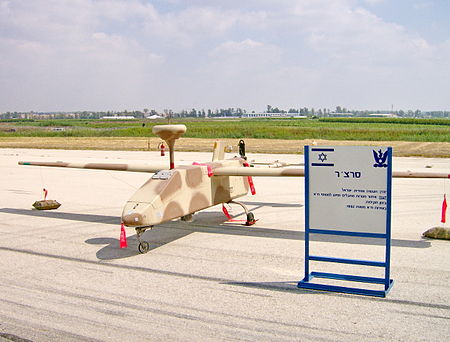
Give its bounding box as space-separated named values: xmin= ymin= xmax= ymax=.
xmin=121 ymin=157 xmax=250 ymax=227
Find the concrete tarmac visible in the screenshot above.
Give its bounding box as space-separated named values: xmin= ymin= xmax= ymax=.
xmin=0 ymin=148 xmax=449 ymax=342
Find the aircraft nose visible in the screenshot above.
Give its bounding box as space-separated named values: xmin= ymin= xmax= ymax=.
xmin=122 ymin=200 xmax=151 ymax=227
xmin=122 ymin=212 xmax=145 ymax=226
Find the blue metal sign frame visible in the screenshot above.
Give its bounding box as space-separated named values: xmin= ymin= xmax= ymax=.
xmin=298 ymin=146 xmax=394 ymax=297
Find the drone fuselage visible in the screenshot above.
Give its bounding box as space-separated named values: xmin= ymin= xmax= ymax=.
xmin=121 ymin=158 xmax=249 ymax=227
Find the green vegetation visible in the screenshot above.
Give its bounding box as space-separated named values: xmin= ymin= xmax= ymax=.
xmin=319 ymin=117 xmax=450 ymax=126
xmin=0 ymin=118 xmax=449 ymax=142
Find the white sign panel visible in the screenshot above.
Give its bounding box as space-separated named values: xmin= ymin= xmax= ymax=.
xmin=308 ymin=146 xmax=390 ymax=234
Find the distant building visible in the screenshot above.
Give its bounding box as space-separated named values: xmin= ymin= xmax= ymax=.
xmin=101 ymin=116 xmax=136 ymax=120
xmin=241 ymin=112 xmax=289 ymax=118
xmin=146 ymin=115 xmax=163 ymax=120
xmin=369 ymin=113 xmax=398 ymax=118
xmin=329 ymin=112 xmax=353 ymax=117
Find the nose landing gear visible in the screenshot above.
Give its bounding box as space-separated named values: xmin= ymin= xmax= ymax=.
xmin=135 ymin=226 xmax=153 ymax=254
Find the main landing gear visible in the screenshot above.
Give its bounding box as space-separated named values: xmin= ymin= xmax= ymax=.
xmin=135 ymin=226 xmax=153 ymax=254
xmin=227 ymin=200 xmax=256 ymax=226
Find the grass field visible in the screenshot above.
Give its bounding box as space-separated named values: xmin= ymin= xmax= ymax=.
xmin=0 ymin=118 xmax=449 ymax=157
xmin=1 ymin=117 xmax=449 ymax=142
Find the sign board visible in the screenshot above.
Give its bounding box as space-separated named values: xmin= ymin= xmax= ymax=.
xmin=298 ymin=146 xmax=394 ymax=297
xmin=309 ymin=146 xmax=389 ymax=234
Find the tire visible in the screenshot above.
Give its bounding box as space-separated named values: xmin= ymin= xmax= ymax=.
xmin=138 ymin=241 xmax=150 ymax=254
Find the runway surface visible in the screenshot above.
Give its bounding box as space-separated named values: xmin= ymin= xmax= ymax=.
xmin=0 ymin=148 xmax=449 ymax=341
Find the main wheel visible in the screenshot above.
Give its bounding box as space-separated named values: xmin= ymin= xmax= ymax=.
xmin=138 ymin=241 xmax=150 ymax=254
xmin=181 ymin=213 xmax=193 ymax=222
xmin=245 ymin=212 xmax=256 ymax=226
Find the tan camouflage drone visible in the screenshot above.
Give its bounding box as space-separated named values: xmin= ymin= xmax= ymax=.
xmin=19 ymin=124 xmax=449 ymax=253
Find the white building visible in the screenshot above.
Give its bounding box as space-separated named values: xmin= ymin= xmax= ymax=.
xmin=369 ymin=113 xmax=398 ymax=118
xmin=241 ymin=112 xmax=293 ymax=118
xmin=101 ymin=116 xmax=136 ymax=120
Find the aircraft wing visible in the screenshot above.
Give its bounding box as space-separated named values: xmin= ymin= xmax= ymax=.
xmin=19 ymin=161 xmax=449 ymax=178
xmin=213 ymin=166 xmax=449 ymax=178
xmin=214 ymin=166 xmax=304 ymax=177
xmin=18 ymin=161 xmax=167 ymax=173
xmin=391 ymin=170 xmax=449 ymax=178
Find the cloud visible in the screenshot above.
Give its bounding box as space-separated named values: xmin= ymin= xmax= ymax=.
xmin=210 ymin=39 xmax=278 ymax=59
xmin=364 ymin=0 xmax=385 ymax=5
xmin=0 ymin=0 xmax=166 ymax=110
xmin=140 ymin=6 xmax=267 ymax=48
xmin=413 ymin=2 xmax=434 ymax=10
xmin=192 ymin=39 xmax=283 ymax=108
xmin=0 ymin=0 xmax=449 ymax=111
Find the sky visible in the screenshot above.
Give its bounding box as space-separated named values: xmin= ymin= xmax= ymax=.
xmin=1 ymin=0 xmax=449 ymax=113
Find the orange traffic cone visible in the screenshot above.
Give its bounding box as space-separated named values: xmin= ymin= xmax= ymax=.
xmin=119 ymin=223 xmax=128 ymax=248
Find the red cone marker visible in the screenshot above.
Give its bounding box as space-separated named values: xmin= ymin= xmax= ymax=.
xmin=441 ymin=194 xmax=447 ymax=224
xmin=120 ymin=223 xmax=128 ymax=248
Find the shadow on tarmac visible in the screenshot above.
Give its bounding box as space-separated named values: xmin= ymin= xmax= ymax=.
xmin=0 ymin=207 xmax=119 ymax=224
xmin=85 ymin=226 xmax=194 ymax=260
xmin=1 ymin=207 xmax=431 ymax=261
xmin=224 ymin=280 xmax=450 ymax=310
xmin=1 ymin=244 xmax=447 ymax=312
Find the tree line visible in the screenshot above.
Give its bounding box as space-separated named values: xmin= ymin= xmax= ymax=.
xmin=1 ymin=105 xmax=449 ymax=119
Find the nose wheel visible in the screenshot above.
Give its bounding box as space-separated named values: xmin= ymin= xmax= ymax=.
xmin=135 ymin=226 xmax=153 ymax=254
xmin=138 ymin=241 xmax=150 ymax=254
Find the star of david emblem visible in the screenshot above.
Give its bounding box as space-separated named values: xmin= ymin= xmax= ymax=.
xmin=318 ymin=153 xmax=327 ymax=162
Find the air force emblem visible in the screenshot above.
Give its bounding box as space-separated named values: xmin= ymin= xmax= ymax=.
xmin=373 ymin=149 xmax=388 ymax=168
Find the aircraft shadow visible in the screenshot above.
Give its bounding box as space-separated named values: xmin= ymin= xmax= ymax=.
xmin=190 ymin=217 xmax=431 ymax=249
xmin=0 ymin=208 xmax=119 ymax=225
xmin=223 ymin=281 xmax=450 ymax=310
xmin=1 ymin=208 xmax=431 ymax=261
xmin=85 ymin=227 xmax=195 ymax=260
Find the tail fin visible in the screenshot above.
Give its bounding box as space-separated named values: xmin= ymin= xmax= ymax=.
xmin=212 ymin=141 xmax=227 ymax=161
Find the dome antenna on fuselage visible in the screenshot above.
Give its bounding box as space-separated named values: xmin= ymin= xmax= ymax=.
xmin=152 ymin=124 xmax=187 ymax=169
